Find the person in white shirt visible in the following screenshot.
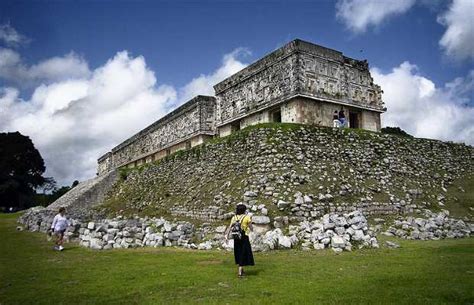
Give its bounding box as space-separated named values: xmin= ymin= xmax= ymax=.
xmin=50 ymin=207 xmax=69 ymax=251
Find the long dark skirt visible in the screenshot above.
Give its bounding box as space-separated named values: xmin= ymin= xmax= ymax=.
xmin=234 ymin=235 xmax=255 ymax=266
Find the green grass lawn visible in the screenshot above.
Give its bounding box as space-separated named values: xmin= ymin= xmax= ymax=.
xmin=0 ymin=213 xmax=473 ymax=305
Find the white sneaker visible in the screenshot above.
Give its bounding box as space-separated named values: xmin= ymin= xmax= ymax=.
xmin=59 ymin=246 xmax=64 ymax=251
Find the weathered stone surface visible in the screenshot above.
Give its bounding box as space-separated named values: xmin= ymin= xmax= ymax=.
xmin=90 ymin=238 xmax=104 ymax=250
xmin=278 ymin=236 xmax=292 ymax=249
xmin=385 ymin=241 xmax=400 ymax=248
xmin=215 ymin=226 xmax=226 ymax=233
xmin=197 ymin=241 xmax=213 ymax=250
xmin=331 ymin=235 xmax=346 ymax=248
xmin=384 ymin=210 xmax=472 ymax=240
xmin=215 ymin=40 xmax=384 ymax=131
xmin=277 ymin=200 xmax=289 ymax=209
xmin=252 ymin=216 xmax=271 ymax=225
xmin=98 ymin=96 xmax=216 ymax=174
xmin=42 ymin=170 xmax=119 ymax=220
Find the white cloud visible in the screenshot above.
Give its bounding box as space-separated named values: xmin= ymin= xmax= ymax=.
xmin=437 ymin=0 xmax=474 ymax=61
xmin=30 ymin=53 xmax=91 ymax=81
xmin=372 ymin=62 xmax=474 ymax=145
xmin=336 ymin=0 xmax=416 ymax=33
xmin=0 ymin=48 xmax=91 ymax=85
xmin=0 ymin=49 xmax=247 ymax=186
xmin=178 ymin=48 xmax=249 ymax=103
xmin=0 ymin=23 xmax=30 ymax=47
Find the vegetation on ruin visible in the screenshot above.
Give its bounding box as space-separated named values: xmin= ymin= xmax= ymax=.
xmin=1 ymin=213 xmax=473 ymax=305
xmin=4 ymin=124 xmax=473 ymax=304
xmin=97 ymin=123 xmax=473 ymax=224
xmin=444 ymin=173 xmax=474 ymax=218
xmin=381 ymin=126 xmax=413 ymax=138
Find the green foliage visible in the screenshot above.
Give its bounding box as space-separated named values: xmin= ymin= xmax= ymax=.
xmin=444 ymin=174 xmax=474 ymax=218
xmin=1 ymin=214 xmax=473 ymax=304
xmin=0 ymin=132 xmax=49 ymax=209
xmin=118 ymin=168 xmax=132 ymax=181
xmin=34 ymin=186 xmax=71 ymax=207
xmin=381 ymin=126 xmax=413 ymax=138
xmin=33 ymin=178 xmax=81 ymax=207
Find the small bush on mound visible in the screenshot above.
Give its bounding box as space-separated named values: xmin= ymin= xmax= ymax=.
xmin=381 ymin=126 xmax=413 ymax=138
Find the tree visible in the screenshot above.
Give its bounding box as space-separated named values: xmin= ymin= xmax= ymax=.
xmin=35 ymin=179 xmax=80 ymax=207
xmin=0 ymin=132 xmax=48 ymax=209
xmin=381 ymin=126 xmax=413 ymax=138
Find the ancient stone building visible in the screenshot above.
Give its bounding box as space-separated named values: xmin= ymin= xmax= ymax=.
xmin=214 ymin=39 xmax=385 ymax=136
xmin=97 ymin=39 xmax=385 ymax=175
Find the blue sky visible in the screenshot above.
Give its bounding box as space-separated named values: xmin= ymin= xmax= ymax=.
xmin=1 ymin=0 xmax=468 ymax=89
xmin=0 ymin=0 xmax=473 ymax=185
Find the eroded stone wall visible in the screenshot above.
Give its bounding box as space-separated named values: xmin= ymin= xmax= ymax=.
xmin=361 ymin=111 xmax=381 ymax=132
xmin=281 ymin=98 xmax=338 ymax=126
xmin=98 ymin=96 xmax=216 ymax=174
xmin=281 ymin=97 xmax=381 ymax=130
xmin=240 ymin=111 xmax=271 ymax=129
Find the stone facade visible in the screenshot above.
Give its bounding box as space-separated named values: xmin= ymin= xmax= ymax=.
xmin=214 ymin=39 xmax=384 ymax=134
xmin=98 ymin=39 xmax=385 ymax=174
xmin=98 ymin=95 xmax=216 ymax=175
xmin=281 ymin=98 xmax=381 ymax=131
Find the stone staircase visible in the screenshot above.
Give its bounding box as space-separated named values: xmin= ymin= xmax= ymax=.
xmin=47 ymin=170 xmax=118 ymax=220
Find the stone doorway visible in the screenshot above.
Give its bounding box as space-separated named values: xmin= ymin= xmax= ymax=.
xmin=271 ymin=109 xmax=282 ymax=123
xmin=231 ymin=119 xmax=241 ymax=132
xmin=349 ymin=111 xmax=360 ymax=129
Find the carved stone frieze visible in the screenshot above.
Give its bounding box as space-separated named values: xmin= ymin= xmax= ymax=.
xmin=97 ymin=96 xmax=216 ymax=174
xmin=214 ymin=39 xmax=384 ymax=126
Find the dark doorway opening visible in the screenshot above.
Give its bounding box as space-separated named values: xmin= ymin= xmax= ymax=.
xmin=231 ymin=120 xmax=241 ymax=132
xmin=349 ymin=112 xmax=360 ymax=129
xmin=272 ymin=110 xmax=282 ymax=123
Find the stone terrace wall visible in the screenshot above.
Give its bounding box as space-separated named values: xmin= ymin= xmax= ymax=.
xmin=98 ymin=95 xmax=216 ymax=174
xmin=213 ymin=39 xmax=384 ymax=127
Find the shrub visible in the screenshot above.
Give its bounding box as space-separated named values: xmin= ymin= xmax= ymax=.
xmin=381 ymin=126 xmax=413 ymax=138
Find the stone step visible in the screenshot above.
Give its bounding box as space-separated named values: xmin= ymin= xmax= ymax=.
xmin=47 ymin=170 xmax=118 ymax=219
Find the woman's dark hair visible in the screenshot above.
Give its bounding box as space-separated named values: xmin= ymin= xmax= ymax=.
xmin=59 ymin=207 xmax=65 ymax=213
xmin=236 ymin=204 xmax=247 ymax=215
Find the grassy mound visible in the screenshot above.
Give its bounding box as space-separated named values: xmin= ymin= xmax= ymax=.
xmin=98 ymin=123 xmax=473 ymax=222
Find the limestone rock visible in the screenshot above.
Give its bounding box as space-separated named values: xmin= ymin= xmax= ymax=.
xmin=277 ymin=200 xmax=289 ymax=209
xmin=197 ymin=241 xmax=213 ymax=250
xmin=331 ymin=235 xmax=346 ymax=248
xmin=385 ymin=241 xmax=400 ymax=248
xmin=90 ymin=238 xmax=104 ymax=250
xmin=215 ymin=226 xmax=226 ymax=233
xmin=252 ymin=216 xmax=270 ymax=225
xmin=278 ymin=236 xmax=292 ymax=249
